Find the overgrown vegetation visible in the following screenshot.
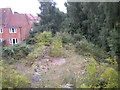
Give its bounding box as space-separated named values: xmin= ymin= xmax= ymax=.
xmin=2 ymin=43 xmax=33 ymax=60
xmin=2 ymin=61 xmax=31 ymax=88
xmin=2 ymin=1 xmax=119 ymax=89
xmin=80 ymin=59 xmax=118 ymax=88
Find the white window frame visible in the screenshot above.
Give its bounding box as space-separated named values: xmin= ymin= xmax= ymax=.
xmin=9 ymin=28 xmax=17 ymax=33
xmin=0 ymin=38 xmax=3 ymax=42
xmin=0 ymin=28 xmax=3 ymax=33
xmin=31 ymin=28 xmax=33 ymax=31
xmin=9 ymin=38 xmax=18 ymax=44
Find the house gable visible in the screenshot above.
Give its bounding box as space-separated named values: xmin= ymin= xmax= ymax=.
xmin=0 ymin=8 xmax=36 ymax=46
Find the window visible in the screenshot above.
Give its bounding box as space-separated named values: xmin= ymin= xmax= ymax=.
xmin=9 ymin=38 xmax=18 ymax=44
xmin=31 ymin=28 xmax=33 ymax=31
xmin=0 ymin=39 xmax=3 ymax=42
xmin=0 ymin=28 xmax=3 ymax=33
xmin=9 ymin=28 xmax=17 ymax=33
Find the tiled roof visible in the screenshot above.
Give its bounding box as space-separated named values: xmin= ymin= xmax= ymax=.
xmin=26 ymin=14 xmax=40 ymax=27
xmin=7 ymin=14 xmax=30 ymax=28
xmin=0 ymin=8 xmax=40 ymax=28
xmin=26 ymin=14 xmax=40 ymax=21
xmin=0 ymin=8 xmax=12 ymax=26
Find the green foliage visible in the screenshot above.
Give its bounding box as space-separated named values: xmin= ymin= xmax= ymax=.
xmin=83 ymin=60 xmax=103 ymax=88
xmin=87 ymin=62 xmax=98 ymax=76
xmin=105 ymin=56 xmax=118 ymax=68
xmin=2 ymin=43 xmax=33 ymax=60
xmin=101 ymin=67 xmax=118 ymax=88
xmin=75 ymin=39 xmax=108 ymax=62
xmin=75 ymin=39 xmax=92 ymax=53
xmin=25 ymin=44 xmax=46 ymax=66
xmin=2 ymin=64 xmax=31 ymax=88
xmin=64 ymin=43 xmax=75 ymax=54
xmin=66 ymin=2 xmax=119 ymax=61
xmin=35 ymin=1 xmax=65 ymax=35
xmin=2 ymin=47 xmax=14 ymax=58
xmin=26 ymin=31 xmax=68 ymax=64
xmin=73 ymin=33 xmax=85 ymax=42
xmin=56 ymin=32 xmax=74 ymax=44
xmin=80 ymin=59 xmax=118 ymax=88
xmin=50 ymin=36 xmax=65 ymax=57
xmin=107 ymin=28 xmax=119 ymax=57
xmin=9 ymin=2 xmax=118 ymax=88
xmin=35 ymin=31 xmax=52 ymax=46
xmin=25 ymin=37 xmax=37 ymax=45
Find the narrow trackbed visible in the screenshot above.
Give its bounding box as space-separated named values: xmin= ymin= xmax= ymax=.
xmin=14 ymin=46 xmax=91 ymax=88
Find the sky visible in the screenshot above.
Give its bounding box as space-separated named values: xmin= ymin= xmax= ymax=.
xmin=0 ymin=0 xmax=67 ymax=16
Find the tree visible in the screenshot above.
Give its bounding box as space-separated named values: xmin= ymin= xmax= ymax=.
xmin=36 ymin=0 xmax=65 ymax=35
xmin=64 ymin=2 xmax=120 ymax=69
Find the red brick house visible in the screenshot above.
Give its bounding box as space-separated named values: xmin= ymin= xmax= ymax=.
xmin=0 ymin=8 xmax=40 ymax=46
xmin=26 ymin=14 xmax=40 ymax=29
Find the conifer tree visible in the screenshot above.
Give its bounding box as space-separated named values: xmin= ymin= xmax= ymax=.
xmin=36 ymin=0 xmax=65 ymax=35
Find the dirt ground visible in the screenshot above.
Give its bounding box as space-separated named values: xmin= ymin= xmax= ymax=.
xmin=14 ymin=54 xmax=91 ymax=88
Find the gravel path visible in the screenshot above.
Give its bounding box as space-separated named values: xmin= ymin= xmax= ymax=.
xmin=32 ymin=72 xmax=41 ymax=83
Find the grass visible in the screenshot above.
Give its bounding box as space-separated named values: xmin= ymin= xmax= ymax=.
xmin=3 ymin=48 xmax=114 ymax=88
xmin=2 ymin=42 xmax=112 ymax=88
xmin=30 ymin=54 xmax=92 ymax=88
xmin=6 ymin=52 xmax=91 ymax=88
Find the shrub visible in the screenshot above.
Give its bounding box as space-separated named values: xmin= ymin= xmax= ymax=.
xmin=101 ymin=67 xmax=118 ymax=88
xmin=35 ymin=31 xmax=52 ymax=46
xmin=25 ymin=45 xmax=46 ymax=66
xmin=75 ymin=39 xmax=92 ymax=53
xmin=2 ymin=43 xmax=33 ymax=60
xmin=56 ymin=32 xmax=74 ymax=44
xmin=64 ymin=43 xmax=75 ymax=51
xmin=25 ymin=37 xmax=37 ymax=45
xmin=107 ymin=29 xmax=119 ymax=58
xmin=49 ymin=36 xmax=65 ymax=57
xmin=75 ymin=39 xmax=109 ymax=62
xmin=2 ymin=47 xmax=15 ymax=58
xmin=81 ymin=60 xmax=104 ymax=88
xmin=2 ymin=64 xmax=31 ymax=88
xmin=80 ymin=59 xmax=118 ymax=88
xmin=105 ymin=56 xmax=118 ymax=69
xmin=73 ymin=33 xmax=85 ymax=41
